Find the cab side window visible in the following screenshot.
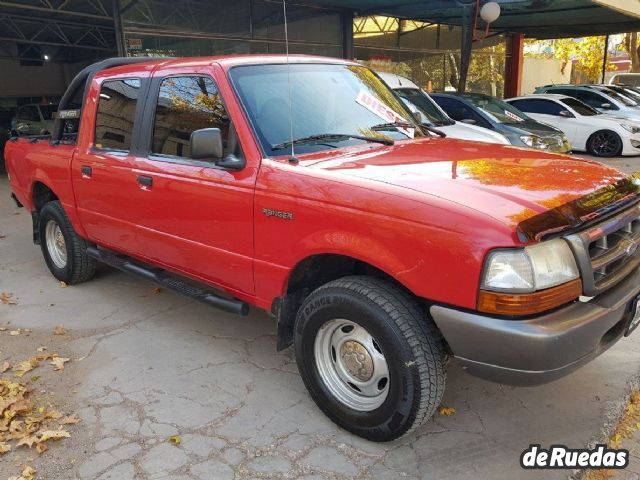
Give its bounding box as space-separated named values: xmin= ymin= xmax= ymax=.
xmin=94 ymin=79 xmax=141 ymax=151
xmin=151 ymin=76 xmax=231 ymax=159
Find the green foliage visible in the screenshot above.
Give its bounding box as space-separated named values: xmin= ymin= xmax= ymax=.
xmin=525 ymin=37 xmax=613 ymax=82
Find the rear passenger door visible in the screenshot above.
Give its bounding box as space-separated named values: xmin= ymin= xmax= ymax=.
xmin=128 ymin=70 xmax=257 ymax=295
xmin=72 ymin=77 xmax=145 ymax=254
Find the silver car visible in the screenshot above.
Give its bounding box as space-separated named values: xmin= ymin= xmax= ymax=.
xmin=11 ymin=104 xmax=58 ymax=135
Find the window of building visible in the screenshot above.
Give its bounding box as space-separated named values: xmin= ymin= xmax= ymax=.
xmin=152 ymin=76 xmax=230 ymax=159
xmin=94 ymin=79 xmax=141 ymax=151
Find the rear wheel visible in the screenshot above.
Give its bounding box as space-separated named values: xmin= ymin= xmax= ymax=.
xmin=294 ymin=276 xmax=447 ymax=441
xmin=587 ymin=130 xmax=622 ymax=157
xmin=39 ymin=201 xmax=96 ymax=284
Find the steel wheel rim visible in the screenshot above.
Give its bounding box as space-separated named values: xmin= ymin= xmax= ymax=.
xmin=592 ymin=132 xmax=618 ymax=156
xmin=45 ymin=220 xmax=67 ymax=269
xmin=314 ymin=319 xmax=390 ymax=411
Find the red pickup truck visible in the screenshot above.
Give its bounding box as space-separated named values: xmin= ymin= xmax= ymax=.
xmin=5 ymin=56 xmax=640 ymax=442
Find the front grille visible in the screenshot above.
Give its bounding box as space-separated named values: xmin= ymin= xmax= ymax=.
xmin=565 ymin=203 xmax=640 ymax=296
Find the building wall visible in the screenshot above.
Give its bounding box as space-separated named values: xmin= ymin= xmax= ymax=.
xmin=0 ymin=59 xmax=69 ymax=99
xmin=521 ymin=57 xmax=572 ymax=94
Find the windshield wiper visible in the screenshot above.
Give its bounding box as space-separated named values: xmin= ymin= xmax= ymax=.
xmin=272 ymin=133 xmax=393 ymax=151
xmin=420 ymin=124 xmax=447 ymax=138
xmin=372 ymin=121 xmax=446 ymax=138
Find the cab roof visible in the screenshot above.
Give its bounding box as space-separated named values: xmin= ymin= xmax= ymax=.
xmin=96 ymin=54 xmax=359 ymax=78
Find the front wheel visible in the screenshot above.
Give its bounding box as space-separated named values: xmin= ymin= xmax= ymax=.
xmin=587 ymin=130 xmax=622 ymax=157
xmin=294 ymin=276 xmax=447 ymax=441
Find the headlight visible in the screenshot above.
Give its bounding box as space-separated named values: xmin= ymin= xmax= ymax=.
xmin=519 ymin=135 xmax=548 ymax=150
xmin=620 ymin=123 xmax=640 ymax=134
xmin=478 ymin=239 xmax=582 ymax=315
xmin=482 ymin=239 xmax=579 ymax=292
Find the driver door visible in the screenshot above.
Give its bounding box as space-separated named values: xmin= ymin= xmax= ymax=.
xmin=127 ymin=69 xmax=257 ymax=295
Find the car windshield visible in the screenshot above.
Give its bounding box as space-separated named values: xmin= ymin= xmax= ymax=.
xmin=610 ymin=85 xmax=640 ymax=103
xmin=39 ymin=105 xmax=58 ymax=120
xmin=229 ymin=63 xmax=422 ymax=156
xmin=463 ymin=95 xmax=527 ymax=124
xmin=559 ymin=97 xmax=599 ymax=116
xmin=394 ymin=88 xmax=454 ymax=126
xmin=593 ymin=87 xmax=637 ymax=106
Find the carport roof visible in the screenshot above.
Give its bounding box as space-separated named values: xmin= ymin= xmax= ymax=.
xmin=306 ymin=0 xmax=640 ymax=38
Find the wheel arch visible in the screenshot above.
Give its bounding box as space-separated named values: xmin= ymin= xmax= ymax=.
xmin=32 ymin=181 xmax=59 ymax=211
xmin=272 ymin=253 xmax=426 ymax=351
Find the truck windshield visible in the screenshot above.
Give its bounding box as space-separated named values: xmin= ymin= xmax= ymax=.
xmin=229 ymin=63 xmax=422 ymax=156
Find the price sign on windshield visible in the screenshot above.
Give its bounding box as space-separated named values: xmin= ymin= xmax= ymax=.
xmin=356 ymin=90 xmax=415 ymax=138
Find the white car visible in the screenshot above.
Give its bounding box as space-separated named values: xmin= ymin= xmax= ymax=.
xmin=536 ymin=85 xmax=640 ymax=122
xmin=377 ymin=72 xmax=510 ymax=145
xmin=507 ymin=94 xmax=640 ymax=157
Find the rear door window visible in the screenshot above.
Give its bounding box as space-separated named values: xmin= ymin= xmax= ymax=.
xmin=94 ymin=79 xmax=141 ymax=151
xmin=576 ymin=90 xmax=618 ymax=110
xmin=510 ymin=99 xmax=563 ymax=116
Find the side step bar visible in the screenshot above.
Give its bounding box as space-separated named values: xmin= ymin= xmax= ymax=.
xmin=86 ymin=247 xmax=250 ymax=316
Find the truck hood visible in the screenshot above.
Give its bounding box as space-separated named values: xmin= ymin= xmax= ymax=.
xmin=302 ymin=138 xmax=635 ymax=238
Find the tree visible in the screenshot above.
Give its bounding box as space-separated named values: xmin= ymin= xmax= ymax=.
xmin=621 ymin=32 xmax=640 ymax=72
xmin=525 ymin=36 xmax=613 ymax=83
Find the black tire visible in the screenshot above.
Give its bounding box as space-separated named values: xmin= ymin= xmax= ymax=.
xmin=294 ymin=276 xmax=447 ymax=441
xmin=39 ymin=200 xmax=96 ymax=284
xmin=587 ymin=130 xmax=622 ymax=157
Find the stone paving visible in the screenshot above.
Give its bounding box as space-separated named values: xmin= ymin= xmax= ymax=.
xmin=0 ymin=155 xmax=639 ymax=479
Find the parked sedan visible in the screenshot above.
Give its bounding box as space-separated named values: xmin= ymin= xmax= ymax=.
xmin=377 ymin=72 xmax=510 ymax=145
xmin=536 ymin=85 xmax=640 ymax=122
xmin=431 ymin=92 xmax=571 ymax=152
xmin=507 ymin=94 xmax=640 ymax=157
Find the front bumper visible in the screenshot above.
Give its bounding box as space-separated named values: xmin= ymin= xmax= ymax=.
xmin=621 ymin=133 xmax=640 ymax=155
xmin=430 ymin=267 xmax=640 ymax=386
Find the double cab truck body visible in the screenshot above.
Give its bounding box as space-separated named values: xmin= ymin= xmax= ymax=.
xmin=5 ymin=56 xmax=640 ymax=441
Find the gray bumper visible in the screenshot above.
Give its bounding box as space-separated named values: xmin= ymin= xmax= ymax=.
xmin=430 ymin=267 xmax=640 ymax=386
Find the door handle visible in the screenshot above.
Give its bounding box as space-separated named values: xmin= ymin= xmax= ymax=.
xmin=80 ymin=165 xmax=92 ymax=177
xmin=137 ymin=175 xmax=153 ymax=188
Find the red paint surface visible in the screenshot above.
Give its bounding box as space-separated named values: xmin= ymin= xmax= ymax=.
xmin=5 ymin=55 xmax=627 ymax=312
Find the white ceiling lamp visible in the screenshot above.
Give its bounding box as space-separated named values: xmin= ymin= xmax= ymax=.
xmin=480 ymin=2 xmax=501 ymax=24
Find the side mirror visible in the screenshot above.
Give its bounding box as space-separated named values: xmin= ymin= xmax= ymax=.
xmin=216 ymin=155 xmax=246 ymax=171
xmin=190 ymin=128 xmax=223 ymax=160
xmin=461 ymin=118 xmax=477 ymax=125
xmin=600 ymin=103 xmax=612 ymax=109
xmin=189 ymin=127 xmax=246 ymax=171
xmin=559 ymin=110 xmax=574 ymax=118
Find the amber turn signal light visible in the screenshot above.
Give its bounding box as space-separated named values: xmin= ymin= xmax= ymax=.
xmin=477 ymin=279 xmax=582 ymax=316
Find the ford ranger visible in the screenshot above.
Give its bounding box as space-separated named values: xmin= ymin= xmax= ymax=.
xmin=5 ymin=56 xmax=640 ymax=442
